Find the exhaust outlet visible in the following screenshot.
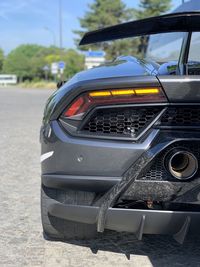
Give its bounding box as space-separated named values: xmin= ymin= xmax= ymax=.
xmin=165 ymin=149 xmax=198 ymax=180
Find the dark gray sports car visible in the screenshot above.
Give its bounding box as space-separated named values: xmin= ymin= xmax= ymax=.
xmin=40 ymin=12 xmax=200 ymax=243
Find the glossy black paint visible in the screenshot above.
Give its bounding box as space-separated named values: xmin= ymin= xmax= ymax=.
xmin=41 ymin=121 xmax=158 ymax=177
xmin=43 ymin=72 xmax=200 ymax=127
xmin=41 ymin=12 xmax=200 ymax=239
xmin=45 ymin=131 xmax=200 ymax=240
xmin=43 ymin=57 xmax=161 ymax=125
xmin=80 ymin=12 xmax=200 ymax=45
xmin=158 ymin=76 xmax=200 ymax=102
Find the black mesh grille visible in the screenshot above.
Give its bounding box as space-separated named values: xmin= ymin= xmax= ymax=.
xmin=160 ymin=107 xmax=200 ymax=126
xmin=138 ymin=141 xmax=200 ymax=181
xmin=81 ymin=107 xmax=162 ymax=138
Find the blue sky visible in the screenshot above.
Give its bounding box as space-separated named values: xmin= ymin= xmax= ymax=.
xmin=0 ymin=0 xmax=182 ymax=54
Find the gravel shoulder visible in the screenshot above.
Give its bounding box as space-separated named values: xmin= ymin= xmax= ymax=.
xmin=0 ymin=87 xmax=200 ymax=267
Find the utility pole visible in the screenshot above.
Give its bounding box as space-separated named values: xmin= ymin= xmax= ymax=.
xmin=59 ymin=0 xmax=63 ymax=80
xmin=59 ymin=0 xmax=63 ymax=56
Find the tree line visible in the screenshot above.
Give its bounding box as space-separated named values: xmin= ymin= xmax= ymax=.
xmin=0 ymin=46 xmax=84 ymax=82
xmin=0 ymin=0 xmax=171 ymax=82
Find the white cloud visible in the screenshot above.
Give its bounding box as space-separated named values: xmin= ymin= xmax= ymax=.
xmin=0 ymin=0 xmax=46 ymax=20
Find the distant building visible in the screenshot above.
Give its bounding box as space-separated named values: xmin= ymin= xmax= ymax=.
xmin=85 ymin=51 xmax=105 ymax=69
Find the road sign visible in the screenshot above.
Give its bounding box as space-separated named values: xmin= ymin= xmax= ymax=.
xmin=43 ymin=65 xmax=49 ymax=72
xmin=51 ymin=62 xmax=58 ymax=74
xmin=58 ymin=61 xmax=65 ymax=70
xmin=86 ymin=51 xmax=105 ymax=57
xmin=85 ymin=50 xmax=105 ymax=69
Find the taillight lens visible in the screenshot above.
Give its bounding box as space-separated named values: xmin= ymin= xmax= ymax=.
xmin=65 ymin=96 xmax=85 ymax=117
xmin=63 ymin=87 xmax=166 ymax=118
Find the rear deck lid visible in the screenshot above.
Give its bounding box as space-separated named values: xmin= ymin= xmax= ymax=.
xmin=158 ymin=76 xmax=200 ymax=102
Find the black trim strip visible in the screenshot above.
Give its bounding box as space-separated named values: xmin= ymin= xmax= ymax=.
xmin=80 ymin=12 xmax=200 ymax=45
xmin=42 ymin=174 xmax=121 ymax=193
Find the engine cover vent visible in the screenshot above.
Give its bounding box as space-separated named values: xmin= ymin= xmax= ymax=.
xmin=160 ymin=107 xmax=200 ymax=126
xmin=81 ymin=106 xmax=162 ymax=139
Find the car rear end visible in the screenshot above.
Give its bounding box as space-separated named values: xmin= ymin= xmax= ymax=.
xmin=40 ymin=72 xmax=200 ymax=242
xmin=41 ymin=12 xmax=200 ymax=242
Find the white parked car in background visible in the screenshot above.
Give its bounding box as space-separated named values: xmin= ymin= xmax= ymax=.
xmin=0 ymin=74 xmax=17 ymax=85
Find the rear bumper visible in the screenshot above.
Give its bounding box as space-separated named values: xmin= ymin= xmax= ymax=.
xmin=42 ymin=122 xmax=200 ymax=241
xmin=42 ymin=174 xmax=200 ymax=202
xmin=48 ymin=199 xmax=200 ymax=242
xmin=42 ymin=174 xmax=120 ymax=193
xmin=41 ymin=121 xmax=158 ymax=177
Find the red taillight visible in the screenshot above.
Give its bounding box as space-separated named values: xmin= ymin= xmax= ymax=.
xmin=64 ymin=95 xmax=92 ymax=117
xmin=65 ymin=96 xmax=84 ymax=117
xmin=64 ymin=87 xmax=166 ymax=118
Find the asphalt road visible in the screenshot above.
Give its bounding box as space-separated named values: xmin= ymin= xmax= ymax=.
xmin=1 ymin=87 xmax=200 ymax=267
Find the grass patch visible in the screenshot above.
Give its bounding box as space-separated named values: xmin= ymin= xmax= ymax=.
xmin=19 ymin=81 xmax=57 ymax=89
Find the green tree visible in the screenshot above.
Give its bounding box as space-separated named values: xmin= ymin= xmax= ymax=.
xmin=2 ymin=44 xmax=44 ymax=81
xmin=135 ymin=0 xmax=171 ymax=19
xmin=3 ymin=44 xmax=84 ymax=81
xmin=31 ymin=46 xmax=61 ymax=80
xmin=0 ymin=48 xmax=4 ymax=72
xmin=134 ymin=0 xmax=171 ymax=55
xmin=75 ymin=0 xmax=137 ymax=59
xmin=63 ymin=49 xmax=84 ymax=79
xmin=43 ymin=48 xmax=84 ymax=79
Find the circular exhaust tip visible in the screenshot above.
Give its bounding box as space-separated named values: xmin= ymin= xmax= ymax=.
xmin=167 ymin=150 xmax=198 ymax=180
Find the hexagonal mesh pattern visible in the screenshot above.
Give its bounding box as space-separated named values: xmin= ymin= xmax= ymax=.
xmin=161 ymin=107 xmax=200 ymax=126
xmin=138 ymin=141 xmax=200 ymax=181
xmin=81 ymin=107 xmax=162 ymax=138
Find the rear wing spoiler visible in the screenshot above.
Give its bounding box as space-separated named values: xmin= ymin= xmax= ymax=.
xmin=79 ymin=11 xmax=200 ymax=45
